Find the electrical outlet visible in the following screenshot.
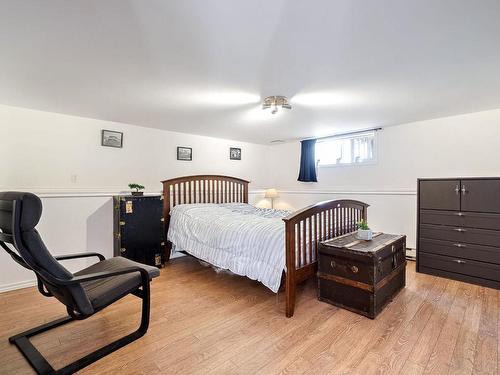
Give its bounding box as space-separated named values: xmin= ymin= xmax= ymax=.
xmin=70 ymin=174 xmax=77 ymax=183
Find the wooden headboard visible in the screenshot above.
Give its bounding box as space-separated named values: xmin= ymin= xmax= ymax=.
xmin=162 ymin=174 xmax=249 ymax=240
xmin=162 ymin=174 xmax=249 ymax=208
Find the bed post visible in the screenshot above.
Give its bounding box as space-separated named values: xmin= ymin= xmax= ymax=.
xmin=284 ymin=220 xmax=296 ymax=318
xmin=163 ymin=181 xmax=172 ymax=262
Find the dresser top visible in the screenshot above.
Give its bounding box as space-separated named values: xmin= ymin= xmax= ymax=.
xmin=321 ymin=232 xmax=405 ymax=254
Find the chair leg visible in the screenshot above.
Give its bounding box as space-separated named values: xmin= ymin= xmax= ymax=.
xmin=9 ymin=316 xmax=74 ymax=375
xmin=9 ymin=287 xmax=151 ymax=375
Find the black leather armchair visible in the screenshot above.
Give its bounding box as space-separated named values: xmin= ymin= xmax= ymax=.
xmin=0 ymin=192 xmax=160 ymax=375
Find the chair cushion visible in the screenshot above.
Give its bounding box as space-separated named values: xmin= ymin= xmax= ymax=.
xmin=23 ymin=229 xmax=94 ymax=315
xmin=0 ymin=192 xmax=42 ymax=231
xmin=75 ymin=257 xmax=160 ymax=310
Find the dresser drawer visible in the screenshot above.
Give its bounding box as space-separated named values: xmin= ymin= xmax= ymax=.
xmin=420 ymin=210 xmax=500 ymax=230
xmin=420 ymin=223 xmax=500 ymax=247
xmin=419 ymin=238 xmax=500 ymax=264
xmin=419 ymin=252 xmax=500 ymax=282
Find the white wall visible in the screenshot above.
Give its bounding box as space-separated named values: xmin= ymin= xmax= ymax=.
xmin=3 ymin=104 xmax=500 ymax=292
xmin=1 ymin=104 xmax=270 ymax=192
xmin=0 ymin=104 xmax=270 ymax=291
xmin=268 ymin=108 xmax=500 ymax=250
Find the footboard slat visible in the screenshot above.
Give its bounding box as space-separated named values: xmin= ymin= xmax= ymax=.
xmin=305 ymin=216 xmax=313 ymax=264
xmin=302 ymin=219 xmax=307 ymax=267
xmin=283 ymin=199 xmax=369 ymax=317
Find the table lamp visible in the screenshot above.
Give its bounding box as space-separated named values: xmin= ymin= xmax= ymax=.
xmin=264 ymin=188 xmax=279 ymax=209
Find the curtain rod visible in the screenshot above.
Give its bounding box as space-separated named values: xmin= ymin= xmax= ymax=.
xmin=303 ymin=127 xmax=382 ymax=142
xmin=315 ymin=127 xmax=382 ymax=141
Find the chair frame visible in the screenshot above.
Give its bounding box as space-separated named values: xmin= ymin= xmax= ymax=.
xmin=0 ymin=198 xmax=152 ymax=375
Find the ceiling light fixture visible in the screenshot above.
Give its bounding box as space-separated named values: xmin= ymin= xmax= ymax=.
xmin=262 ymin=96 xmax=292 ymax=114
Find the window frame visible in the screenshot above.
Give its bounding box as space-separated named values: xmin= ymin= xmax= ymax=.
xmin=315 ymin=130 xmax=378 ymax=168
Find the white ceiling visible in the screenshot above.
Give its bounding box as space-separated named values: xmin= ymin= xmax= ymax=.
xmin=1 ymin=1 xmax=500 ymax=144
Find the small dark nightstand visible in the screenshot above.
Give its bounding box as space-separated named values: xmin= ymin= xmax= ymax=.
xmin=318 ymin=232 xmax=406 ymax=319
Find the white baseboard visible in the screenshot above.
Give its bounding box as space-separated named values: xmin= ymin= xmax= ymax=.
xmin=406 ymin=248 xmax=417 ymax=258
xmin=0 ymin=279 xmax=36 ymax=293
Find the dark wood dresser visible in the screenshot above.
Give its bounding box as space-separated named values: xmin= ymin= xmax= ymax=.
xmin=318 ymin=233 xmax=406 ymax=319
xmin=417 ymin=178 xmax=500 ymax=289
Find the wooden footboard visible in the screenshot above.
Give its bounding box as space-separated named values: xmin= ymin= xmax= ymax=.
xmin=283 ymin=200 xmax=369 ymax=317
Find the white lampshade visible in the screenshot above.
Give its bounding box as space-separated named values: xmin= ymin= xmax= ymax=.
xmin=264 ymin=188 xmax=279 ymax=198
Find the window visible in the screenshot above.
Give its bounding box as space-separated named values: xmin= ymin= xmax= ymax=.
xmin=316 ymin=130 xmax=377 ymax=167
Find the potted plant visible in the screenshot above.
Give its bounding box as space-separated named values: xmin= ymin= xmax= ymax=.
xmin=128 ymin=183 xmax=145 ymax=196
xmin=356 ymin=219 xmax=373 ymax=240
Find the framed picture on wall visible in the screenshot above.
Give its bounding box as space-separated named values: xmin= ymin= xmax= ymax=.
xmin=230 ymin=147 xmax=241 ymax=160
xmin=101 ymin=130 xmax=123 ymax=148
xmin=177 ymin=146 xmax=192 ymax=161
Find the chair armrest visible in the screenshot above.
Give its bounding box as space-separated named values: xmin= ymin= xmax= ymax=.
xmin=55 ymin=252 xmax=105 ymax=262
xmin=62 ymin=266 xmax=150 ymax=287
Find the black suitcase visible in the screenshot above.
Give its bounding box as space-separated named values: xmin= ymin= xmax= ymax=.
xmin=113 ymin=195 xmax=165 ymax=268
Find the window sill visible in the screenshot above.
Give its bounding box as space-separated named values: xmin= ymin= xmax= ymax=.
xmin=317 ymin=160 xmax=378 ymax=168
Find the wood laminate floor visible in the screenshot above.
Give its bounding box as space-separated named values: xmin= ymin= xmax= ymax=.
xmin=0 ymin=257 xmax=498 ymax=375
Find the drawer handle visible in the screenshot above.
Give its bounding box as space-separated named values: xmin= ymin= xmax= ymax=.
xmin=391 ymin=245 xmax=396 ymax=253
xmin=456 ymin=212 xmax=465 ymax=217
xmin=454 ymin=243 xmax=467 ymax=248
xmin=453 ymin=259 xmax=467 ymax=264
xmin=461 ymin=185 xmax=467 ymax=194
xmin=454 ymin=185 xmax=460 ymax=195
xmin=453 ymin=228 xmax=467 ymax=232
xmin=330 ymin=260 xmax=336 ymax=268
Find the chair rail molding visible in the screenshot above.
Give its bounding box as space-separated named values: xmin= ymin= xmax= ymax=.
xmin=276 ymin=189 xmax=417 ymax=196
xmin=0 ymin=187 xmax=266 ymax=199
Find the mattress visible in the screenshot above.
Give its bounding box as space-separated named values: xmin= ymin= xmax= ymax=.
xmin=167 ymin=203 xmax=290 ymax=292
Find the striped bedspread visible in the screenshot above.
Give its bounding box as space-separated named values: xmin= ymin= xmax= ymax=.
xmin=167 ymin=203 xmax=291 ymax=293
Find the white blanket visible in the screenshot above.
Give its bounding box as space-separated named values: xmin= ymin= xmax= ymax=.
xmin=167 ymin=203 xmax=290 ymax=292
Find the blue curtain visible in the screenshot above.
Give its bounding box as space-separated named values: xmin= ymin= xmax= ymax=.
xmin=297 ymin=139 xmax=318 ymax=182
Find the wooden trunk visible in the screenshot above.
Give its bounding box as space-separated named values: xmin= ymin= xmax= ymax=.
xmin=113 ymin=195 xmax=165 ymax=268
xmin=318 ymin=233 xmax=406 ymax=319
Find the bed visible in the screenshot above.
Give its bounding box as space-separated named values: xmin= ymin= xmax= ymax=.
xmin=162 ymin=175 xmax=368 ymax=317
